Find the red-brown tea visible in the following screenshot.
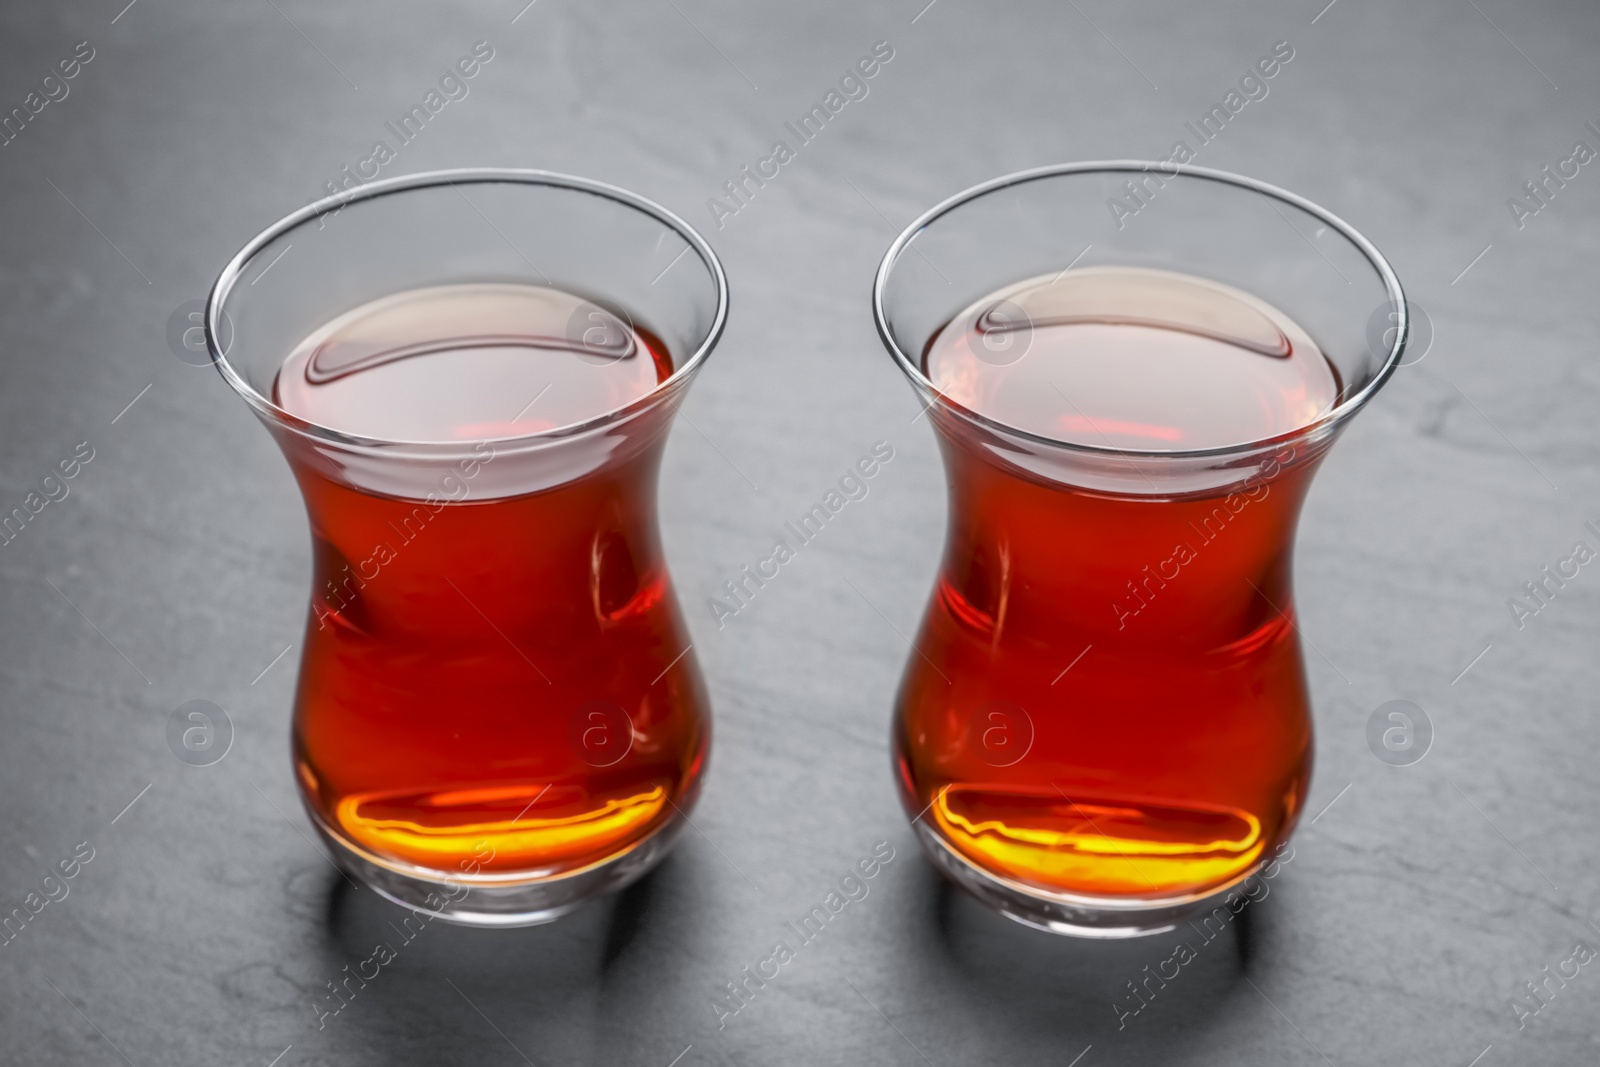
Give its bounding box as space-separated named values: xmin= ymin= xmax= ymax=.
xmin=900 ymin=267 xmax=1336 ymax=900
xmin=275 ymin=283 xmax=708 ymax=878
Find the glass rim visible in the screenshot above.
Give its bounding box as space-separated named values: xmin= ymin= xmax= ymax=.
xmin=205 ymin=167 xmax=730 ymax=454
xmin=871 ymin=160 xmax=1408 ymax=461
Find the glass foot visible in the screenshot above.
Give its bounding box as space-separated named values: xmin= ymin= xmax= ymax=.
xmin=912 ymin=818 xmax=1258 ymax=939
xmin=308 ymin=804 xmax=688 ymax=927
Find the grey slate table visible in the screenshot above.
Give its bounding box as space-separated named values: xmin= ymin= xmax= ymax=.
xmin=2 ymin=0 xmax=1598 ymax=1063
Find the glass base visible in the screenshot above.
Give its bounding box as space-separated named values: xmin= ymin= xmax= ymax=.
xmin=309 ymin=804 xmax=688 ymax=927
xmin=912 ymin=818 xmax=1256 ymax=939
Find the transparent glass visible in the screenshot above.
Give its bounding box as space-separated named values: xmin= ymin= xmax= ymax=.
xmin=207 ymin=169 xmax=728 ymax=926
xmin=873 ymin=162 xmax=1406 ymax=937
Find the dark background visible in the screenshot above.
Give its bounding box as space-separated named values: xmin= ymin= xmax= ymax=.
xmin=1 ymin=0 xmax=1597 ymax=1064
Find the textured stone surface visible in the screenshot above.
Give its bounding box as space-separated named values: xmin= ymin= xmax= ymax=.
xmin=0 ymin=0 xmax=1597 ymax=1064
